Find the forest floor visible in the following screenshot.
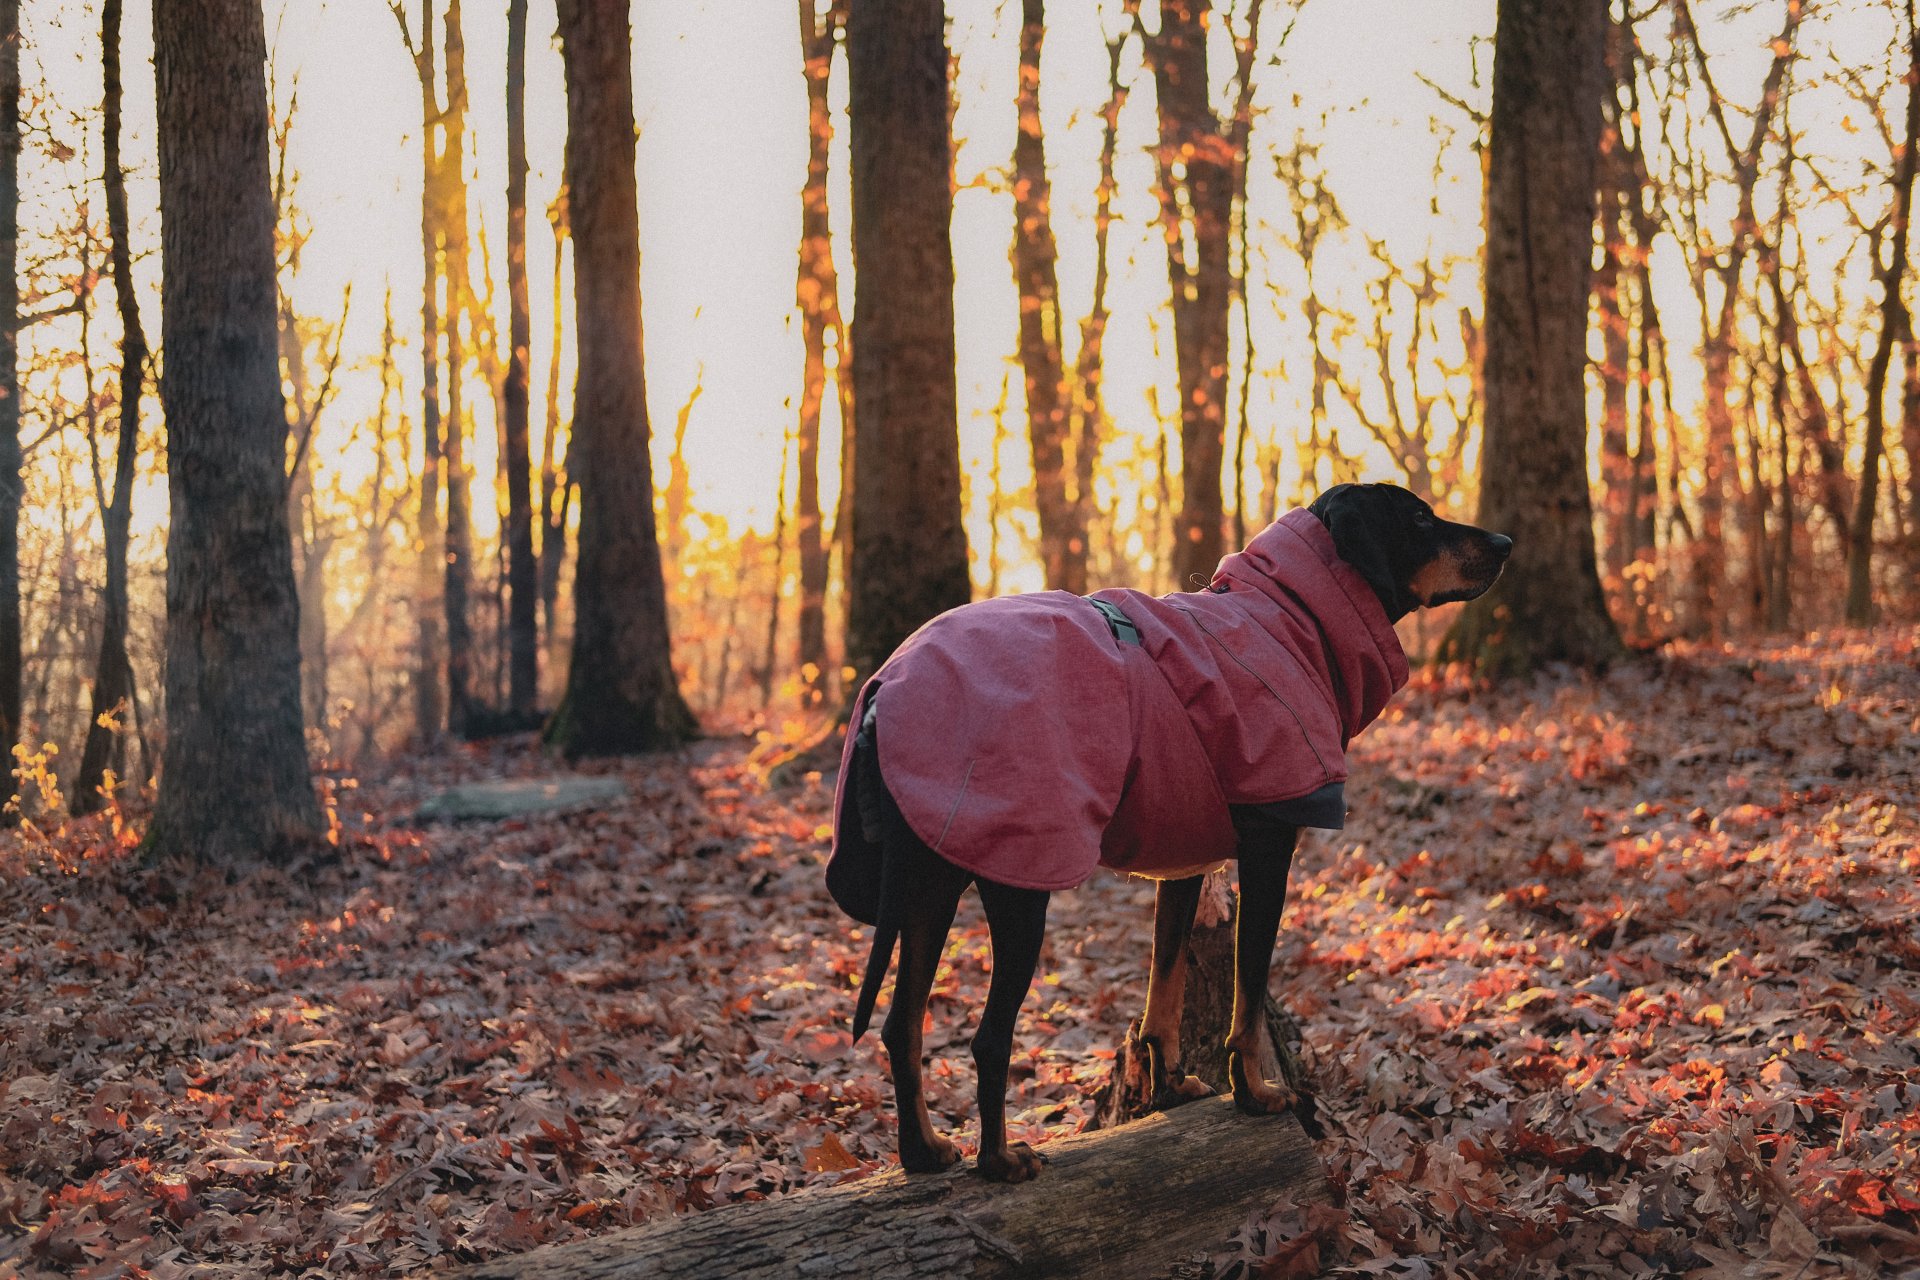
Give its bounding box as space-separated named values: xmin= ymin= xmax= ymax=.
xmin=3 ymin=630 xmax=1919 ymax=1279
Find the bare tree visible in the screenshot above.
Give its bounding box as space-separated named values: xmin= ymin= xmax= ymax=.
xmin=270 ymin=93 xmax=351 ymax=735
xmin=843 ymin=0 xmax=970 ymax=687
xmin=539 ymin=193 xmax=570 ymax=677
xmin=441 ymin=0 xmax=476 ymax=733
xmin=502 ymin=0 xmax=538 ymax=715
xmin=1068 ymin=26 xmax=1129 ymax=585
xmin=392 ymin=0 xmax=446 ymax=742
xmin=145 ymin=0 xmax=323 ymax=862
xmin=1137 ymin=0 xmax=1263 ymax=589
xmin=1011 ymin=0 xmax=1083 ymax=593
xmin=1845 ymin=0 xmax=1919 ymax=622
xmin=0 ymin=0 xmax=18 ymax=825
xmin=72 ymin=0 xmax=148 ymax=814
xmin=1440 ymin=0 xmax=1623 ymax=672
xmin=793 ymin=0 xmax=845 ymax=704
xmin=546 ymin=0 xmax=697 ymax=755
xmin=1666 ymin=0 xmax=1801 ymax=635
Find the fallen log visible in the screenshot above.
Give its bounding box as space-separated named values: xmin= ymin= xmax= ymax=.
xmin=458 ymin=1097 xmax=1327 ymax=1280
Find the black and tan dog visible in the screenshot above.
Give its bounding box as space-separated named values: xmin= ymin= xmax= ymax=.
xmin=826 ymin=482 xmax=1511 ymax=1181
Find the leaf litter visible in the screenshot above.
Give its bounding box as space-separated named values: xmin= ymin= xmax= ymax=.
xmin=2 ymin=629 xmax=1918 ymax=1277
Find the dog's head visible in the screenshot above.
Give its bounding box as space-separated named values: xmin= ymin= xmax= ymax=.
xmin=1308 ymin=483 xmax=1512 ymax=621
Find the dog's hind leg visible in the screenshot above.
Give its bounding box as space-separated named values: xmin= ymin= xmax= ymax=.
xmin=1227 ymin=825 xmax=1300 ymax=1114
xmin=880 ymin=835 xmax=972 ymax=1174
xmin=971 ymin=878 xmax=1050 ymax=1182
xmin=1138 ymin=875 xmax=1213 ymax=1109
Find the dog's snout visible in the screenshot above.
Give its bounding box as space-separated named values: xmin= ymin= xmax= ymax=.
xmin=1487 ymin=533 xmax=1514 ymax=559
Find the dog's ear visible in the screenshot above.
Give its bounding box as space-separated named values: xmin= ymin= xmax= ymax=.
xmin=1309 ymin=484 xmax=1414 ymax=620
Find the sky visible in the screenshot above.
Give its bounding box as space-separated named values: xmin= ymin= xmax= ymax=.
xmin=13 ymin=0 xmax=1893 ymax=593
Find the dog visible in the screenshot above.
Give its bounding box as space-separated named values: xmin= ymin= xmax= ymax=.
xmin=825 ymin=482 xmax=1511 ymax=1181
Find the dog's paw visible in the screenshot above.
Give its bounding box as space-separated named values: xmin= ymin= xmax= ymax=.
xmin=1152 ymin=1068 xmax=1215 ymax=1111
xmin=977 ymin=1141 xmax=1044 ymax=1183
xmin=900 ymin=1131 xmax=963 ymax=1174
xmin=1227 ymin=1048 xmax=1297 ymax=1115
xmin=1143 ymin=1037 xmax=1215 ymax=1112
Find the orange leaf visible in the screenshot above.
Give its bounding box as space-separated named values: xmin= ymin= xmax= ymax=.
xmin=803 ymin=1133 xmax=859 ymax=1173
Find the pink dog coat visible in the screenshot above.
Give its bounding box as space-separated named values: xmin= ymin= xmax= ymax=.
xmin=827 ymin=508 xmax=1409 ymax=901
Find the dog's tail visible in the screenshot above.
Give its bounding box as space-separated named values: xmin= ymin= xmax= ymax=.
xmin=850 ymin=916 xmax=896 ymax=1042
xmin=846 ymin=705 xmax=899 ymax=1043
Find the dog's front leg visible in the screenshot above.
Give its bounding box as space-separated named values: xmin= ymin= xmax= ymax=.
xmin=1227 ymin=825 xmax=1299 ymax=1114
xmin=1138 ymin=875 xmax=1213 ymax=1108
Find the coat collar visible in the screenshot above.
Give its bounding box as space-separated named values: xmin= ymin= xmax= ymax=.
xmin=1209 ymin=508 xmax=1410 ymax=742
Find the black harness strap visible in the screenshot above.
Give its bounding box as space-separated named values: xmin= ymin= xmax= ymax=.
xmin=1088 ymin=596 xmax=1142 ymax=647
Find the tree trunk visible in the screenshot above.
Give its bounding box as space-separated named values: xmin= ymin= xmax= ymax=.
xmin=793 ymin=0 xmax=842 ymax=706
xmin=1766 ymin=258 xmax=1853 ymax=552
xmin=276 ymin=280 xmax=331 ymax=736
xmin=503 ymin=0 xmax=539 ymax=716
xmin=1067 ymin=30 xmax=1128 ymax=590
xmin=73 ymin=0 xmax=147 ymax=815
xmin=546 ymin=0 xmax=697 ymax=756
xmin=396 ymin=0 xmax=447 ymax=743
xmin=660 ymin=378 xmax=700 ymax=576
xmin=1146 ymin=0 xmax=1236 ymax=591
xmin=1671 ymin=0 xmax=1800 ymax=638
xmin=1844 ymin=0 xmax=1919 ymax=625
xmin=442 ymin=0 xmax=476 ymax=733
xmin=761 ymin=430 xmax=790 ymax=708
xmin=455 ymin=1097 xmax=1326 ymax=1280
xmin=1011 ymin=0 xmax=1082 ymax=595
xmin=539 ymin=196 xmax=570 ymax=680
xmin=1595 ymin=54 xmax=1632 ymax=587
xmin=145 ymin=0 xmax=324 ymax=864
xmin=1896 ymin=330 xmax=1912 ymax=575
xmin=1439 ymin=0 xmax=1623 ymax=674
xmin=843 ymin=0 xmax=970 ymax=687
xmin=1089 ymin=881 xmax=1308 ymax=1131
xmin=1768 ymin=335 xmax=1794 ymax=632
xmin=0 ymin=0 xmax=18 ymax=826
xmin=1622 ymin=97 xmax=1661 ymax=588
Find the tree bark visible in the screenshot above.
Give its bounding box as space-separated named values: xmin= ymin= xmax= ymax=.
xmin=282 ymin=334 xmax=330 ymax=733
xmin=1768 ymin=323 xmax=1794 ymax=632
xmin=1144 ymin=0 xmax=1237 ymax=591
xmin=0 ymin=0 xmax=19 ymax=825
xmin=793 ymin=0 xmax=842 ymax=706
xmin=442 ymin=0 xmax=477 ymax=733
xmin=1620 ymin=76 xmax=1661 ymax=587
xmin=73 ymin=0 xmax=148 ymax=815
xmin=1844 ymin=0 xmax=1919 ymax=625
xmin=395 ymin=0 xmax=447 ymax=743
xmin=1068 ymin=30 xmax=1127 ymax=584
xmin=1089 ymin=884 xmax=1308 ymax=1131
xmin=761 ymin=432 xmax=791 ymax=709
xmin=145 ymin=0 xmax=324 ymax=864
xmin=539 ymin=195 xmax=570 ymax=679
xmin=545 ymin=0 xmax=697 ymax=756
xmin=1903 ymin=333 xmax=1920 ymax=579
xmin=455 ymin=1097 xmax=1326 ymax=1280
xmin=1595 ymin=39 xmax=1632 ymax=588
xmin=1439 ymin=0 xmax=1624 ymax=674
xmin=843 ymin=0 xmax=970 ymax=687
xmin=503 ymin=0 xmax=539 ymax=716
xmin=1011 ymin=0 xmax=1082 ymax=594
